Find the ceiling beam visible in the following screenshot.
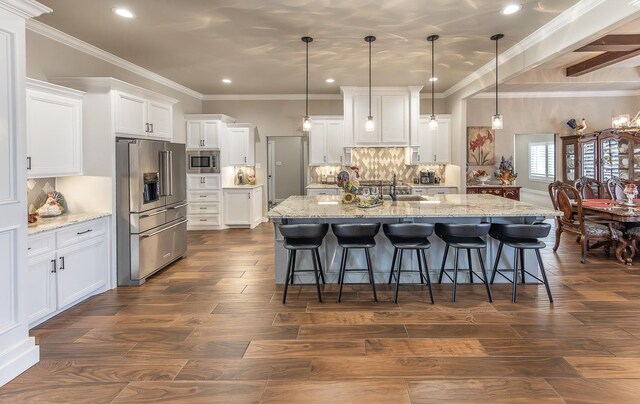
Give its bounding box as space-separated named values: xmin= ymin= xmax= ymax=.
xmin=574 ymin=34 xmax=640 ymax=52
xmin=566 ymin=49 xmax=640 ymax=77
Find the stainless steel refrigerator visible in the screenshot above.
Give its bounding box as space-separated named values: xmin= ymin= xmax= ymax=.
xmin=116 ymin=138 xmax=188 ymax=286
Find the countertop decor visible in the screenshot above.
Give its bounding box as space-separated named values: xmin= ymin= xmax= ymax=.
xmin=27 ymin=212 xmax=110 ymax=235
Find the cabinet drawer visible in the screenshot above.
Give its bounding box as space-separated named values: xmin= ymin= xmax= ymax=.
xmin=56 ymin=218 xmax=106 ymax=249
xmin=188 ymin=191 xmax=221 ymax=202
xmin=28 ymin=233 xmax=55 ymax=257
xmin=188 ymin=203 xmax=220 ymax=215
xmin=188 ymin=215 xmax=221 ymax=227
xmin=412 ymin=188 xmax=426 ymax=195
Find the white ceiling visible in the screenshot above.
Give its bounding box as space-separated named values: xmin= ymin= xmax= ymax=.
xmin=33 ymin=0 xmax=583 ymax=95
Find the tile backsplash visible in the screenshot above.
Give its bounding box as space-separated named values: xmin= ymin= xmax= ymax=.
xmin=27 ymin=177 xmax=56 ymax=214
xmin=309 ymin=147 xmax=446 ymax=184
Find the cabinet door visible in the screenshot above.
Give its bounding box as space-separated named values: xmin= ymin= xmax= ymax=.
xmin=186 ymin=121 xmax=203 ymax=149
xmin=114 ymin=92 xmax=147 ymax=136
xmin=26 ymin=253 xmax=57 ymax=325
xmin=224 ymin=190 xmax=251 ymax=225
xmin=381 ymin=95 xmax=408 ymax=145
xmin=26 ymin=89 xmax=82 ymax=177
xmin=147 ymin=101 xmax=172 ymax=139
xmin=354 ymin=95 xmax=381 ymax=144
xmin=56 ymin=237 xmax=107 ymax=310
xmin=434 ymin=116 xmax=451 ymax=163
xmin=416 ymin=119 xmax=433 ymax=163
xmin=309 ymin=121 xmax=327 ymax=165
xmin=228 ymin=127 xmax=250 ymax=165
xmin=187 ymin=174 xmax=220 ymax=190
xmin=202 ymin=121 xmax=220 ymax=149
xmin=252 ymin=187 xmax=263 ymax=224
xmin=325 ymin=121 xmax=344 ymax=164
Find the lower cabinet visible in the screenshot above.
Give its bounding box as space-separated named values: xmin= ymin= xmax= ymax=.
xmin=26 ymin=217 xmax=109 ymax=328
xmin=306 ymin=187 xmax=343 ymax=196
xmin=411 ymin=186 xmax=457 ymax=196
xmin=223 ymin=186 xmax=263 ymax=229
xmin=466 ymin=186 xmax=521 ymax=201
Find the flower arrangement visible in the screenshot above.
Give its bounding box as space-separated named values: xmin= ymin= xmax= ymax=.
xmin=494 ymin=156 xmax=517 ymax=185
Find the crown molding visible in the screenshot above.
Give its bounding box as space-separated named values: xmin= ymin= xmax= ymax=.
xmin=26 ymin=19 xmax=204 ymax=100
xmin=443 ymin=0 xmax=608 ymax=98
xmin=203 ymin=94 xmax=343 ymax=101
xmin=471 ymin=89 xmax=640 ymax=99
xmin=0 ymin=0 xmax=51 ymax=19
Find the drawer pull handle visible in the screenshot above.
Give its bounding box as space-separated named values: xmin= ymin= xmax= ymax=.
xmin=28 ymin=247 xmax=31 ymax=250
xmin=199 ymin=207 xmax=207 ymax=210
xmin=169 ymin=203 xmax=188 ymax=209
xmin=77 ymin=229 xmax=93 ymax=235
xmin=199 ymin=219 xmax=207 ymax=222
xmin=50 ymin=259 xmax=56 ymax=273
xmin=59 ymin=256 xmax=65 ymax=270
xmin=141 ymin=209 xmax=167 ymax=218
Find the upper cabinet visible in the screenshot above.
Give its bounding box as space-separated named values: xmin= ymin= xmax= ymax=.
xmin=185 ymin=114 xmax=237 ymax=150
xmin=226 ymin=125 xmax=255 ymax=166
xmin=406 ymin=115 xmax=452 ymax=165
xmin=114 ymin=91 xmax=173 ymax=140
xmin=309 ymin=116 xmax=345 ymax=165
xmin=26 ymin=79 xmax=84 ymax=178
xmin=342 ymin=86 xmax=421 ymax=147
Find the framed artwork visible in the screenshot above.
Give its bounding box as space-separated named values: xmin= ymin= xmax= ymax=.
xmin=467 ymin=126 xmax=495 ymax=166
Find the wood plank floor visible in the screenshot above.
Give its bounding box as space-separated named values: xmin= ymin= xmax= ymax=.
xmin=3 ymin=222 xmax=640 ymax=402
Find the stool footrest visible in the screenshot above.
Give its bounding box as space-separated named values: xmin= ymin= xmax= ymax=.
xmin=492 ymin=268 xmax=546 ymax=285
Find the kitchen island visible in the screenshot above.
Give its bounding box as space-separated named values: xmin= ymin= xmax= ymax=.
xmin=267 ymin=194 xmax=559 ymax=285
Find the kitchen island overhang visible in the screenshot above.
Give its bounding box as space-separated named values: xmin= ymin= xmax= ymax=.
xmin=267 ymin=195 xmax=560 ymax=285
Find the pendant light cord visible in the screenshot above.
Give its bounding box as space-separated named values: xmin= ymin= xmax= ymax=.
xmin=368 ymin=39 xmax=372 ymax=117
xmin=306 ymin=40 xmax=309 ymax=117
xmin=495 ymin=38 xmax=498 ymax=116
xmin=431 ymin=38 xmax=435 ymax=117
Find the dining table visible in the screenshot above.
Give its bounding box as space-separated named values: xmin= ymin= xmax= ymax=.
xmin=581 ymin=198 xmax=640 ymax=264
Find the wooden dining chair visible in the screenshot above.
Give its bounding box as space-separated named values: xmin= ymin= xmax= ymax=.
xmin=574 ymin=177 xmax=602 ymax=199
xmin=606 ymin=177 xmax=630 ymax=200
xmin=548 ymin=181 xmax=626 ymax=263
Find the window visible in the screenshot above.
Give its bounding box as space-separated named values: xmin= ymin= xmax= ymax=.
xmin=529 ymin=141 xmax=555 ymax=181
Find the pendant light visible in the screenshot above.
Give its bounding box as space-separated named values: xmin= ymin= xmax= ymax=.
xmin=364 ymin=35 xmax=376 ymax=132
xmin=490 ymin=34 xmax=504 ymax=130
xmin=302 ymin=36 xmax=313 ymax=132
xmin=427 ymin=35 xmax=439 ymax=130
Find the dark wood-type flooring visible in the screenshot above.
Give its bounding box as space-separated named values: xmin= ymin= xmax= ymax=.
xmin=3 ymin=223 xmax=640 ymax=402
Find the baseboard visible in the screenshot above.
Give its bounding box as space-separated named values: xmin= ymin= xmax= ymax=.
xmin=0 ymin=337 xmax=39 ymax=387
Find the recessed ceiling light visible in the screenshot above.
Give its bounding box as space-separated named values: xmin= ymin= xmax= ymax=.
xmin=112 ymin=7 xmax=135 ymax=19
xmin=222 ymin=78 xmax=232 ymax=84
xmin=429 ymin=77 xmax=438 ymax=82
xmin=325 ymin=78 xmax=335 ymax=83
xmin=500 ymin=4 xmax=523 ymax=15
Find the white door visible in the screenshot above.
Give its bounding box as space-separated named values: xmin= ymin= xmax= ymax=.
xmin=224 ymin=190 xmax=251 ymax=224
xmin=56 ymin=238 xmax=107 ymax=310
xmin=325 ymin=121 xmax=344 ymax=164
xmin=26 ymin=89 xmax=82 ymax=177
xmin=25 ymin=253 xmax=57 ymax=325
xmin=434 ymin=116 xmax=451 ymax=163
xmin=381 ymin=95 xmax=408 ymax=144
xmin=186 ymin=121 xmax=202 ymax=149
xmin=354 ymin=94 xmax=380 ymax=144
xmin=252 ymin=187 xmax=263 ymax=223
xmin=114 ymin=92 xmax=147 ymax=136
xmin=308 ymin=121 xmax=326 ymax=165
xmin=228 ymin=127 xmax=249 ymax=165
xmin=147 ymin=101 xmax=172 ymax=139
xmin=202 ymin=121 xmax=220 ymax=149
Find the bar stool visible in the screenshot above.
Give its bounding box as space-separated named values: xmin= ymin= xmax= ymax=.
xmin=383 ymin=223 xmax=435 ymax=304
xmin=435 ymin=223 xmax=493 ymax=302
xmin=489 ymin=222 xmax=553 ymax=303
xmin=280 ymin=224 xmax=329 ymax=304
xmin=332 ymin=223 xmax=381 ymax=303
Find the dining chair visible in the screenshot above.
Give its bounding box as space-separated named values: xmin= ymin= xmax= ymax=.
xmin=606 ymin=177 xmax=630 ymax=200
xmin=574 ymin=176 xmax=602 ymax=199
xmin=548 ymin=181 xmax=625 ymax=263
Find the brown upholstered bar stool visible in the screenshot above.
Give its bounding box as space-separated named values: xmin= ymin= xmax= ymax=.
xmin=280 ymin=224 xmax=329 ymax=304
xmin=383 ymin=223 xmax=435 ymax=304
xmin=489 ymin=222 xmax=553 ymax=303
xmin=332 ymin=223 xmax=381 ymax=303
xmin=435 ymin=223 xmax=493 ymax=303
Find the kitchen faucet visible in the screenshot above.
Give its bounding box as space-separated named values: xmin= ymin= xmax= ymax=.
xmin=389 ymin=174 xmax=397 ymax=201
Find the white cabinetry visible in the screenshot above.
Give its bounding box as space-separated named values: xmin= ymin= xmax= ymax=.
xmin=343 ymin=87 xmax=420 ymax=147
xmin=26 ymin=79 xmax=83 ymax=178
xmin=223 ymin=186 xmax=263 ymax=229
xmin=26 ymin=217 xmax=109 ymax=328
xmin=411 ymin=186 xmax=457 ymax=196
xmin=306 ymin=187 xmax=343 ymax=196
xmin=114 ymin=91 xmax=173 ymax=140
xmin=227 ymin=126 xmax=255 ymax=166
xmin=406 ymin=115 xmax=452 ymax=164
xmin=309 ymin=117 xmax=345 ymax=165
xmin=187 ymin=174 xmax=221 ymax=229
xmin=186 ymin=120 xmax=220 ymax=149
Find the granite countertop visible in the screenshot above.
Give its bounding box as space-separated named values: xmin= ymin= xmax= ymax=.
xmin=306 ymin=183 xmax=340 ymax=189
xmin=408 ymin=184 xmax=458 ymax=189
xmin=28 ymin=212 xmax=110 ymax=235
xmin=467 ymin=184 xmax=522 ymax=188
xmin=222 ymin=184 xmax=263 ymax=189
xmin=267 ymin=194 xmax=559 ymax=219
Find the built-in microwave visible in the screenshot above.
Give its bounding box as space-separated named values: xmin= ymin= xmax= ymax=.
xmin=187 ymin=150 xmax=220 ymax=173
